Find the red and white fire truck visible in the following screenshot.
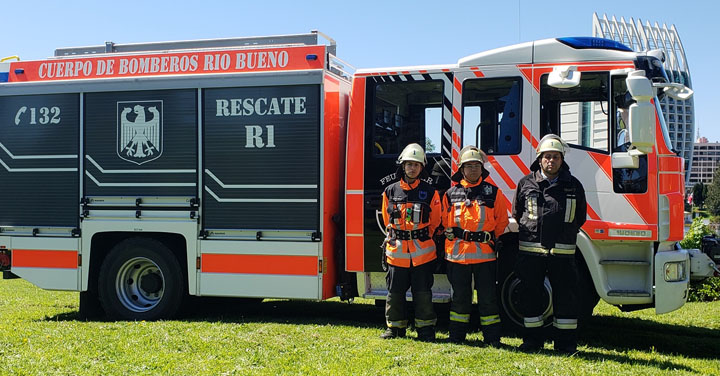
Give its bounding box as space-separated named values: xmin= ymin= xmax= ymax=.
xmin=0 ymin=32 xmax=715 ymax=325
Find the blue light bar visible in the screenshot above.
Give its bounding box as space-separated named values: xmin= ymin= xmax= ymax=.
xmin=0 ymin=72 xmax=7 ymax=82
xmin=557 ymin=37 xmax=633 ymax=52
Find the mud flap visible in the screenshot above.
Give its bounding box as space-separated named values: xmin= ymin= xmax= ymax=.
xmin=654 ymin=249 xmax=689 ymax=314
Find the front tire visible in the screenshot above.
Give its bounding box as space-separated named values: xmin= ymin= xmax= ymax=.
xmin=98 ymin=238 xmax=185 ymax=320
xmin=499 ymin=271 xmax=554 ymax=329
xmin=496 ymin=233 xmax=553 ymax=330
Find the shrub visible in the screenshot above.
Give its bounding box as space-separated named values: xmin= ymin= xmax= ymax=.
xmin=680 ymin=217 xmax=712 ymax=249
xmin=680 ymin=217 xmax=720 ymax=302
xmin=688 ymin=277 xmax=720 ymax=302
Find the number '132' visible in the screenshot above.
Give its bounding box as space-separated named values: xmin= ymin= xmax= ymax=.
xmin=14 ymin=106 xmax=61 ymax=125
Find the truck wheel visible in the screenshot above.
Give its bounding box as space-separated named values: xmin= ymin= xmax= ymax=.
xmin=98 ymin=238 xmax=184 ymax=320
xmin=499 ymin=272 xmax=554 ymax=330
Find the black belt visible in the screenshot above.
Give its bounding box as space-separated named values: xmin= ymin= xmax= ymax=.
xmin=451 ymin=227 xmax=494 ymax=243
xmin=391 ymin=227 xmax=430 ymax=241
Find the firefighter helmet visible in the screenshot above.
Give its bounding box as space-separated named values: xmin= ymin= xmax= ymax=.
xmin=458 ymin=146 xmax=488 ymax=168
xmin=536 ymin=134 xmax=568 ymax=159
xmin=397 ymin=143 xmax=427 ymax=166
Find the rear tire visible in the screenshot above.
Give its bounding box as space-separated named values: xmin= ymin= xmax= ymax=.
xmin=98 ymin=237 xmax=184 ymax=320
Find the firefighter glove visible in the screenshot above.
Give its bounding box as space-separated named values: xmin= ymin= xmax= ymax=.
xmin=445 ymin=227 xmax=455 ymax=240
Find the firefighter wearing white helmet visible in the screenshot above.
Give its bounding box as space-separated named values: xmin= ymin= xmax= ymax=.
xmin=397 ymin=142 xmax=427 ymax=165
xmin=512 ymin=134 xmax=587 ymax=354
xmin=442 ymin=146 xmax=508 ymax=345
xmin=535 ymin=134 xmax=568 ymax=159
xmin=379 ymin=143 xmax=441 ymax=341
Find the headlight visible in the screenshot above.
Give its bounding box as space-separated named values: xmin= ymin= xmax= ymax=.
xmin=664 ymin=261 xmax=687 ymax=282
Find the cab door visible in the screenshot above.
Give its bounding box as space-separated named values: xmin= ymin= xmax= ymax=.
xmin=360 ymin=72 xmax=454 ymax=272
xmin=538 ymin=68 xmax=657 ymax=301
xmin=451 ymin=66 xmax=533 ymax=211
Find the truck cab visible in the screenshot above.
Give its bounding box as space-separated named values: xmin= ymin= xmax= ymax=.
xmin=345 ymin=37 xmax=704 ymax=326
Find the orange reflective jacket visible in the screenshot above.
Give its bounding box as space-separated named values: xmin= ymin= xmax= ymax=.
xmin=382 ymin=178 xmax=441 ymax=267
xmin=442 ymin=179 xmax=509 ymax=264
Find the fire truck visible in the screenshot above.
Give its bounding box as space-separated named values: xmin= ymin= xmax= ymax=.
xmin=0 ymin=32 xmax=715 ymax=326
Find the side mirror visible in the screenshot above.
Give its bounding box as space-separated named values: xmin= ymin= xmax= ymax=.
xmin=653 ymin=82 xmax=694 ymax=101
xmin=612 ymin=151 xmax=640 ymax=169
xmin=626 ymin=71 xmax=654 ymax=100
xmin=626 ymin=71 xmax=655 ymax=154
xmin=547 ymin=65 xmax=580 ymax=88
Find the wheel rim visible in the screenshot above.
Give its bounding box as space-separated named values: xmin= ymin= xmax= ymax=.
xmin=115 ymin=256 xmax=165 ymax=313
xmin=500 ymin=272 xmax=554 ymax=327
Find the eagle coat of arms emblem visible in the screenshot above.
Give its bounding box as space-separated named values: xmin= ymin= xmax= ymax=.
xmin=117 ymin=100 xmax=163 ymax=165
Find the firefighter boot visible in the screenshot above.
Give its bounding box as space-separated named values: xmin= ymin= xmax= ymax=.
xmin=448 ymin=321 xmax=468 ymax=343
xmin=519 ymin=328 xmax=544 ymax=352
xmin=380 ymin=327 xmax=406 ymax=339
xmin=416 ymin=326 xmax=436 ymax=342
xmin=482 ymin=323 xmax=502 ymax=347
xmin=554 ymin=329 xmax=577 ymax=354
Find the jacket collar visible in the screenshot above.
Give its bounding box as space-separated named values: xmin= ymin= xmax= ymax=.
xmin=399 ymin=177 xmax=420 ymax=190
xmin=460 ymin=178 xmax=483 ymax=188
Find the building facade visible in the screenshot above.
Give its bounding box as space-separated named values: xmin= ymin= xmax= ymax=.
xmin=592 ymin=13 xmax=694 ymax=183
xmin=689 ymin=137 xmax=720 ymax=188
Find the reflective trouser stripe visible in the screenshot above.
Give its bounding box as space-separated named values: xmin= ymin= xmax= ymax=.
xmin=519 ymin=241 xmax=576 ymax=255
xmin=387 ymin=320 xmax=408 ymax=328
xmin=415 ymin=318 xmax=437 ymax=328
xmin=553 ymin=318 xmax=577 ymax=330
xmin=449 ymin=311 xmax=471 ymax=323
xmin=480 ymin=314 xmax=501 ymax=326
xmin=524 ymin=316 xmax=544 ymax=328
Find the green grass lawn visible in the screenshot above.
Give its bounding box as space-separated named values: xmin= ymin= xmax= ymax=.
xmin=1 ymin=279 xmax=719 ymax=375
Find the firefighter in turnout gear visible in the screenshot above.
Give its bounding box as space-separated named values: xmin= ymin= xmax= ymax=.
xmin=512 ymin=134 xmax=587 ymax=354
xmin=442 ymin=146 xmax=509 ymax=345
xmin=380 ymin=143 xmax=442 ymax=341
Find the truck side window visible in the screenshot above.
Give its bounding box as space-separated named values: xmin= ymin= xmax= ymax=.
xmin=540 ymin=72 xmax=609 ymax=154
xmin=611 ymin=75 xmax=648 ymax=194
xmin=370 ymin=80 xmax=443 ymax=157
xmin=462 ymin=77 xmax=522 ymax=154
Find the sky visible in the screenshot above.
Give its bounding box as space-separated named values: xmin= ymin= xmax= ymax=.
xmin=3 ymin=0 xmax=717 ymax=140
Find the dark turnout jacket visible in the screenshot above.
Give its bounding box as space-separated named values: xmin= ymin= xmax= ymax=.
xmin=512 ymin=160 xmax=586 ymax=254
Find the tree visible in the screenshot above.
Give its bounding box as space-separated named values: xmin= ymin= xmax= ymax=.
xmin=704 ymin=167 xmax=720 ymax=216
xmin=693 ymin=182 xmax=706 ymax=208
xmin=425 ymin=137 xmax=436 ymax=153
